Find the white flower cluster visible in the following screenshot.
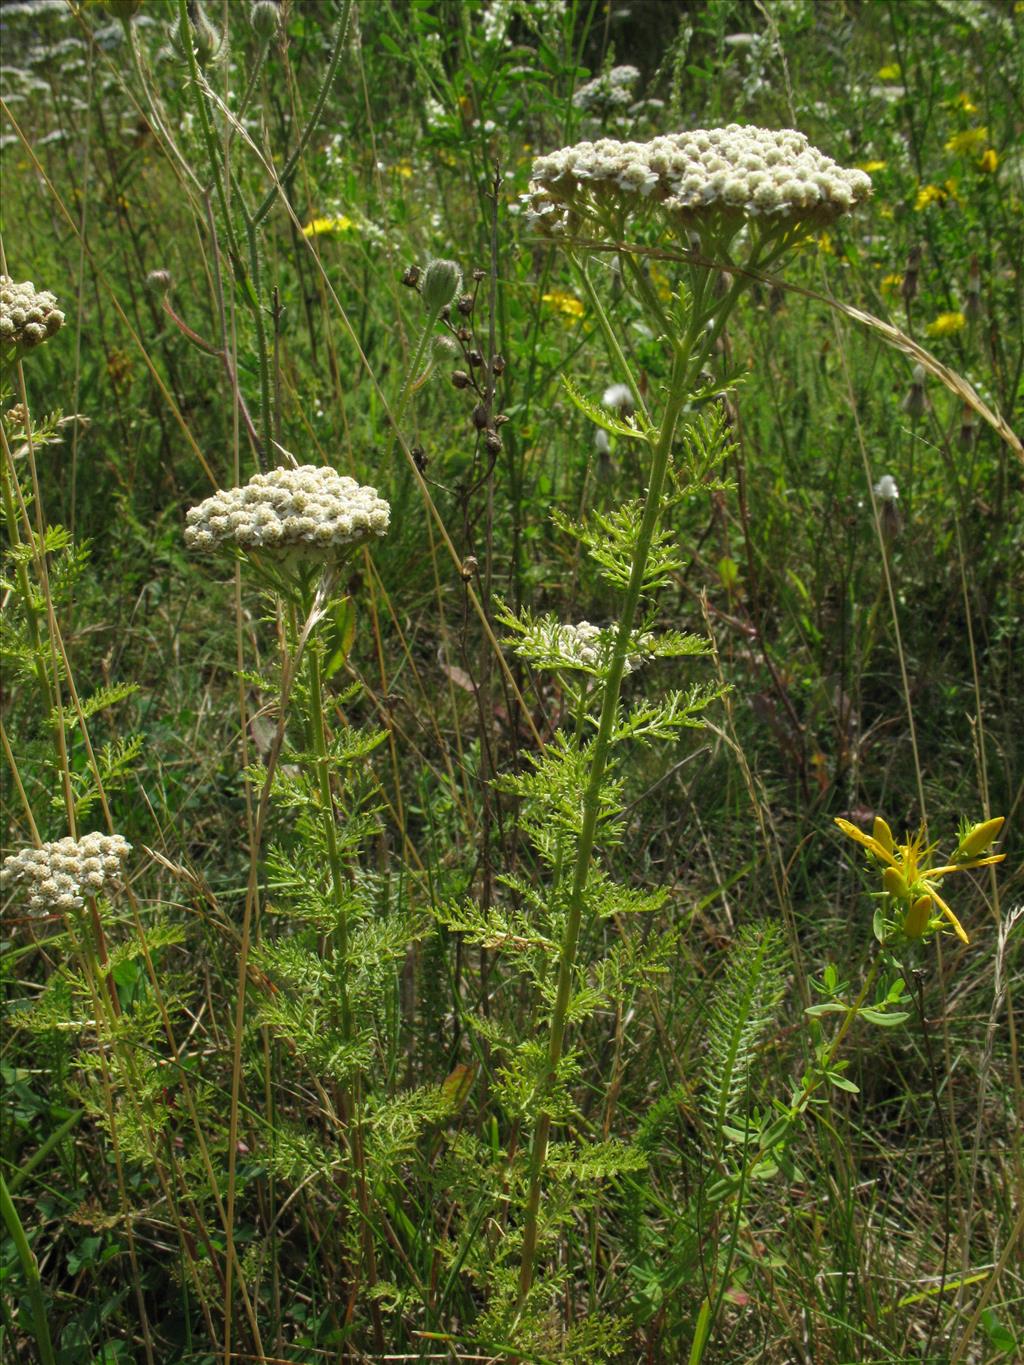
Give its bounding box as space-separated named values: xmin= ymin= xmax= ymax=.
xmin=553 ymin=620 xmax=652 ymax=674
xmin=1 ymin=833 xmax=131 ymax=915
xmin=185 ymin=465 xmax=390 ymax=558
xmin=572 ymin=65 xmax=641 ymax=113
xmin=526 ymin=124 xmax=871 ymax=234
xmin=0 ymin=275 xmax=65 ymax=352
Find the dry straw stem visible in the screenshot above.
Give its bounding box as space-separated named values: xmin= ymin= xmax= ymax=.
xmin=564 ymin=237 xmax=1023 ymax=462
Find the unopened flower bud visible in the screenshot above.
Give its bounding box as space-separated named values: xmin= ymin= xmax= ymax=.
xmin=422 ymin=258 xmax=462 ymax=315
xmin=872 ymin=816 xmax=894 ymax=854
xmin=901 ymin=245 xmax=921 ymax=305
xmin=903 ymin=894 xmax=932 ymax=938
xmin=472 ymin=404 xmax=489 ymax=430
xmin=958 ymin=403 xmax=977 ymax=451
xmin=146 ymin=269 xmax=172 ymax=295
xmin=901 ymin=363 xmax=929 ymax=419
xmin=883 ymin=866 xmax=908 ymax=900
xmin=955 ymin=816 xmax=1004 ymax=860
xmin=250 ymin=0 xmax=280 ymax=40
xmin=964 ymin=253 xmax=982 ymax=320
xmin=192 ymin=2 xmax=225 ymax=66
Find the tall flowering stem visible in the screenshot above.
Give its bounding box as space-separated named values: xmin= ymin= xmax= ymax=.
xmin=515 ymin=125 xmax=874 ymax=1306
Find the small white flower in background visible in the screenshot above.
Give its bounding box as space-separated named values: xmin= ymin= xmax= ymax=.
xmin=573 ymin=65 xmax=641 ymax=113
xmin=1 ymin=833 xmax=131 ymax=916
xmin=602 ymin=382 xmax=633 ymax=411
xmin=594 ymin=427 xmax=611 ymax=455
xmin=0 ymin=274 xmax=65 ymax=354
xmin=184 ymin=465 xmax=390 ymax=560
xmin=873 ymin=474 xmax=899 ymax=502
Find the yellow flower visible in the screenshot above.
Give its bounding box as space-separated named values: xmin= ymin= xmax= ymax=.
xmin=877 ymin=63 xmax=902 ymax=80
xmin=393 ymin=160 xmax=414 ymax=179
xmin=649 ymin=263 xmax=673 ymax=302
xmin=914 ymin=183 xmax=947 ymax=211
xmin=925 ymin=311 xmax=966 ymax=337
xmin=817 ymin=231 xmax=834 ymax=255
xmin=979 ymin=148 xmax=998 ymax=173
xmin=953 ymin=92 xmax=978 ymax=113
xmin=301 ymin=215 xmax=355 ymax=238
xmin=834 ymin=815 xmax=1005 ymax=946
xmin=857 ymin=160 xmax=888 ymax=173
xmin=945 ymin=126 xmax=988 ymax=155
xmin=542 ymin=289 xmax=584 ymax=320
xmin=881 ymin=272 xmax=904 ymax=291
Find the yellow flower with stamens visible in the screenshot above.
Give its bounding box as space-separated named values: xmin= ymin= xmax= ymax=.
xmin=301 ymin=214 xmax=355 ymax=238
xmin=835 ymin=815 xmax=1006 ymax=945
xmin=542 ymin=289 xmax=585 ymax=320
xmin=857 ymin=160 xmax=888 ymax=173
xmin=945 ymin=127 xmax=989 ymax=155
xmin=926 ymin=311 xmax=966 ymax=337
xmin=979 ymin=148 xmax=998 ymax=173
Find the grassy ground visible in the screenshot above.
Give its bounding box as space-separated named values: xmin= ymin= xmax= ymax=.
xmin=1 ymin=1 xmax=1021 ymax=1361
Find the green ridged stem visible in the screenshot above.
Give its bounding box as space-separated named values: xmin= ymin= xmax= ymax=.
xmin=1 ymin=1171 xmax=57 ymax=1365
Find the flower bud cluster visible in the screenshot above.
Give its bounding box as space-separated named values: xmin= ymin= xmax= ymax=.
xmin=554 ymin=620 xmax=653 ymax=674
xmin=526 ymin=124 xmax=871 ymax=235
xmin=0 ymin=275 xmax=65 ymax=353
xmin=2 ymin=833 xmax=131 ymax=915
xmin=185 ymin=465 xmax=390 ymax=558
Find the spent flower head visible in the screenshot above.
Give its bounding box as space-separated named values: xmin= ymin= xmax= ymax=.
xmin=0 ymin=275 xmax=65 ymax=360
xmin=2 ymin=833 xmax=131 ymax=916
xmin=835 ymin=814 xmax=1005 ymax=947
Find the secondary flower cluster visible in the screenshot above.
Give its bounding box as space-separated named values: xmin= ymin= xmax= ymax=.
xmin=572 ymin=64 xmax=640 ymax=113
xmin=551 ymin=620 xmax=653 ymax=675
xmin=0 ymin=275 xmax=65 ymax=353
xmin=185 ymin=465 xmax=390 ymax=558
xmin=1 ymin=833 xmax=131 ymax=915
xmin=526 ymin=124 xmax=871 ymax=236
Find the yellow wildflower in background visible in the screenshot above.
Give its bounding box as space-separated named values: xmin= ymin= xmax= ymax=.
xmin=979 ymin=148 xmax=998 ymax=172
xmin=914 ymin=183 xmax=946 ymax=211
xmin=881 ymin=272 xmax=903 ymax=291
xmin=393 ymin=160 xmax=414 ymax=179
xmin=926 ymin=311 xmax=966 ymax=337
xmin=945 ymin=126 xmax=988 ymax=155
xmin=953 ymin=92 xmax=978 ymax=113
xmin=856 ymin=160 xmax=887 ymax=173
xmin=835 ymin=814 xmax=1005 ymax=946
xmin=302 ymin=215 xmax=355 ymax=238
xmin=542 ymin=289 xmax=584 ymax=319
xmin=877 ymin=63 xmax=901 ymax=80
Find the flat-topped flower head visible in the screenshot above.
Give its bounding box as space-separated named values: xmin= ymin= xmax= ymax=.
xmin=0 ymin=275 xmax=65 ymax=359
xmin=185 ymin=465 xmax=390 ymax=568
xmin=1 ymin=833 xmax=131 ymax=916
xmin=526 ymin=124 xmax=871 ymax=248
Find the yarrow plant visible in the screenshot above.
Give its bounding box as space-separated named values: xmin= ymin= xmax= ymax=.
xmin=440 ymin=124 xmax=878 ymax=1345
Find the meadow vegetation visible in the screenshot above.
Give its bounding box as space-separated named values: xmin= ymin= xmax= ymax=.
xmin=0 ymin=0 xmax=1021 ymax=1361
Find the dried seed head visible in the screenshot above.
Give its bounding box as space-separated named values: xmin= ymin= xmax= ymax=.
xmin=484 ymin=430 xmax=503 ymax=455
xmin=402 ymin=265 xmax=421 ymax=289
xmin=472 ymin=404 xmax=489 ymax=430
xmin=491 ymin=353 xmax=506 ymax=376
xmin=451 ymin=370 xmax=471 ymax=389
xmin=456 ymin=293 xmax=474 ymax=316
